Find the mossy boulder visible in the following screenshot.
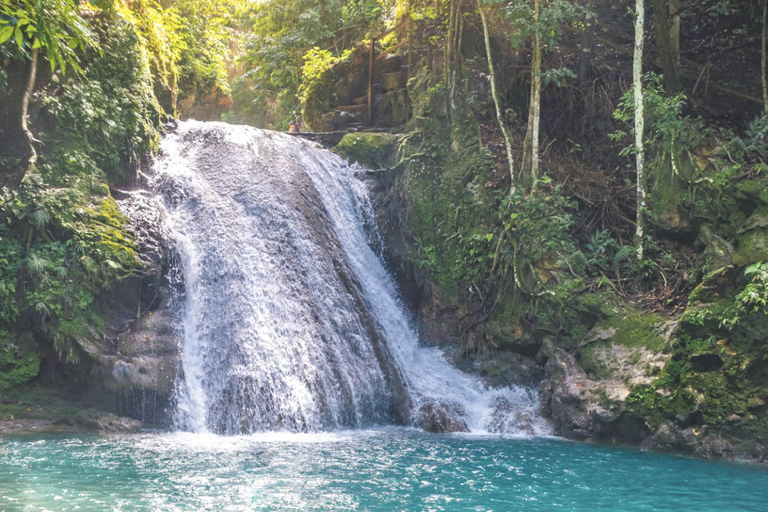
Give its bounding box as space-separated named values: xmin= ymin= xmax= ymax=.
xmin=0 ymin=331 xmax=41 ymax=391
xmin=649 ymin=174 xmax=698 ymax=236
xmin=733 ymin=206 xmax=768 ymax=266
xmin=333 ymin=132 xmax=399 ymax=169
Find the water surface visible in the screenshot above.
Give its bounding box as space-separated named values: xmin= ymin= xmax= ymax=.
xmin=1 ymin=430 xmax=766 ymax=511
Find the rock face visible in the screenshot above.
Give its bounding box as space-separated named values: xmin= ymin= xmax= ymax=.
xmin=87 ymin=309 xmax=180 ymax=426
xmin=77 ymin=192 xmax=180 ymax=427
xmin=538 ymin=340 xmax=653 ymax=442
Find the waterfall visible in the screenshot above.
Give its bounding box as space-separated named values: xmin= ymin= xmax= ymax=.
xmin=153 ymin=121 xmax=548 ymax=435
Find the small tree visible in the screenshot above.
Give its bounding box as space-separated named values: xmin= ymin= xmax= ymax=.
xmin=505 ymin=0 xmax=588 ymax=192
xmin=0 ymin=0 xmax=96 ymax=175
xmin=633 ymin=0 xmax=647 ymax=261
xmin=477 ymin=0 xmax=516 ymax=193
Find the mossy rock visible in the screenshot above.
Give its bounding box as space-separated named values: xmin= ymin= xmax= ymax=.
xmin=577 ymin=290 xmax=623 ymax=319
xmin=0 ymin=332 xmax=41 ymax=391
xmin=593 ymin=309 xmax=668 ymax=352
xmin=734 ymin=175 xmax=768 ymax=204
xmin=733 ymin=207 xmax=768 ymax=266
xmin=649 ymin=173 xmax=698 ymax=236
xmin=686 ymin=265 xmax=738 ymax=306
xmin=333 ymin=132 xmax=399 ymax=169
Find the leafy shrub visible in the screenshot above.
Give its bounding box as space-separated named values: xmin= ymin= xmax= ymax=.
xmin=0 ymin=331 xmax=41 ymax=390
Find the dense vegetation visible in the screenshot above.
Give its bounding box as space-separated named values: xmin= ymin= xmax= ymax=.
xmin=1 ymin=0 xmax=768 ymax=456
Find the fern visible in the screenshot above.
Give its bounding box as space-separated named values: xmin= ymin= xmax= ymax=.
xmin=613 ymin=245 xmax=635 ymax=267
xmin=27 ymin=253 xmax=49 ymax=276
xmin=32 ymin=208 xmax=51 ymax=229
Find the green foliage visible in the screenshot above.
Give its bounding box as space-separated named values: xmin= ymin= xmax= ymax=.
xmin=231 ymin=0 xmax=383 ymax=128
xmin=0 ymin=0 xmax=96 ymax=73
xmin=541 ymin=67 xmax=576 ymax=88
xmin=499 ymin=186 xmax=576 ymax=270
xmin=1 ymin=169 xmax=137 ymax=360
xmin=0 ymin=230 xmax=22 ymax=322
xmin=0 ymin=331 xmax=40 ymax=390
xmin=686 ymin=263 xmax=768 ymax=331
xmin=611 ymin=73 xmax=701 ymax=160
xmin=300 ymin=47 xmax=351 ymax=104
xmin=116 ymin=0 xmax=186 ymax=113
xmin=502 ymin=0 xmax=590 ymax=52
xmin=41 ymin=16 xmax=163 ymax=181
xmin=171 ymin=0 xmax=246 ymax=99
xmin=0 ymin=7 xmax=167 ymax=363
xmin=298 ymin=46 xmax=355 ymax=128
xmin=739 ymin=262 xmax=768 ymax=311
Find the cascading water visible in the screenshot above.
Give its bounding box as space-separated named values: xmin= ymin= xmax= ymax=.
xmin=153 ymin=121 xmax=549 ymax=435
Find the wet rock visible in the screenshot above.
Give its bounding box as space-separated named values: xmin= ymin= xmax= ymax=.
xmin=418 ymin=402 xmax=469 ymax=433
xmin=86 ymin=308 xmax=180 ymax=423
xmin=70 ymin=191 xmax=180 ymax=427
xmin=539 ymin=345 xmax=655 ymax=442
xmin=471 ymin=351 xmax=543 ymax=387
xmin=76 ymin=411 xmax=142 ymax=433
xmin=580 ymin=327 xmax=617 ymax=347
xmin=640 ymin=421 xmax=690 ymax=453
xmin=539 ymin=348 xmax=598 ymax=438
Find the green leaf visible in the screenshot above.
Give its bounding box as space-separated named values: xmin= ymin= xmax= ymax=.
xmin=14 ymin=25 xmax=23 ymax=49
xmin=68 ymin=37 xmax=78 ymax=50
xmin=0 ymin=26 xmax=13 ymax=45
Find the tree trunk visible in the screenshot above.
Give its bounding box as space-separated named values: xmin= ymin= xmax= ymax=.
xmin=21 ymin=47 xmax=39 ymax=172
xmin=477 ymin=0 xmax=515 ymax=192
xmin=651 ymin=0 xmax=682 ymax=94
xmin=763 ymin=0 xmax=767 ymax=113
xmin=578 ymin=0 xmax=596 ymax=84
xmin=634 ymin=0 xmax=647 ymax=261
xmin=669 ymin=0 xmax=680 ymax=63
xmin=530 ymin=0 xmax=542 ymax=190
xmin=446 ymin=0 xmax=456 ymax=116
xmin=449 ymin=0 xmax=464 ymax=115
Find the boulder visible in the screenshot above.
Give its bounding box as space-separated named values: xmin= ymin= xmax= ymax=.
xmin=695 ymin=224 xmax=734 ymax=269
xmin=418 ymin=401 xmax=469 ymax=433
xmin=539 ymin=343 xmax=656 ymax=442
xmin=734 ymin=207 xmax=768 ymax=265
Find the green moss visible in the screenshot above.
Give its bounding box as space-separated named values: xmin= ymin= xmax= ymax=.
xmin=649 ymin=172 xmax=695 ymax=234
xmin=0 ymin=332 xmax=41 ymax=391
xmin=735 ymin=175 xmax=768 ymax=204
xmin=0 ymin=383 xmax=83 ymax=422
xmin=733 ymin=229 xmax=768 ymax=266
xmin=625 ymin=272 xmax=768 ymax=438
xmin=578 ymin=290 xmax=623 ymax=318
xmin=595 ymin=310 xmax=668 ymax=351
xmin=578 ymin=345 xmax=612 ymax=380
xmin=333 ymin=132 xmax=400 ymax=169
